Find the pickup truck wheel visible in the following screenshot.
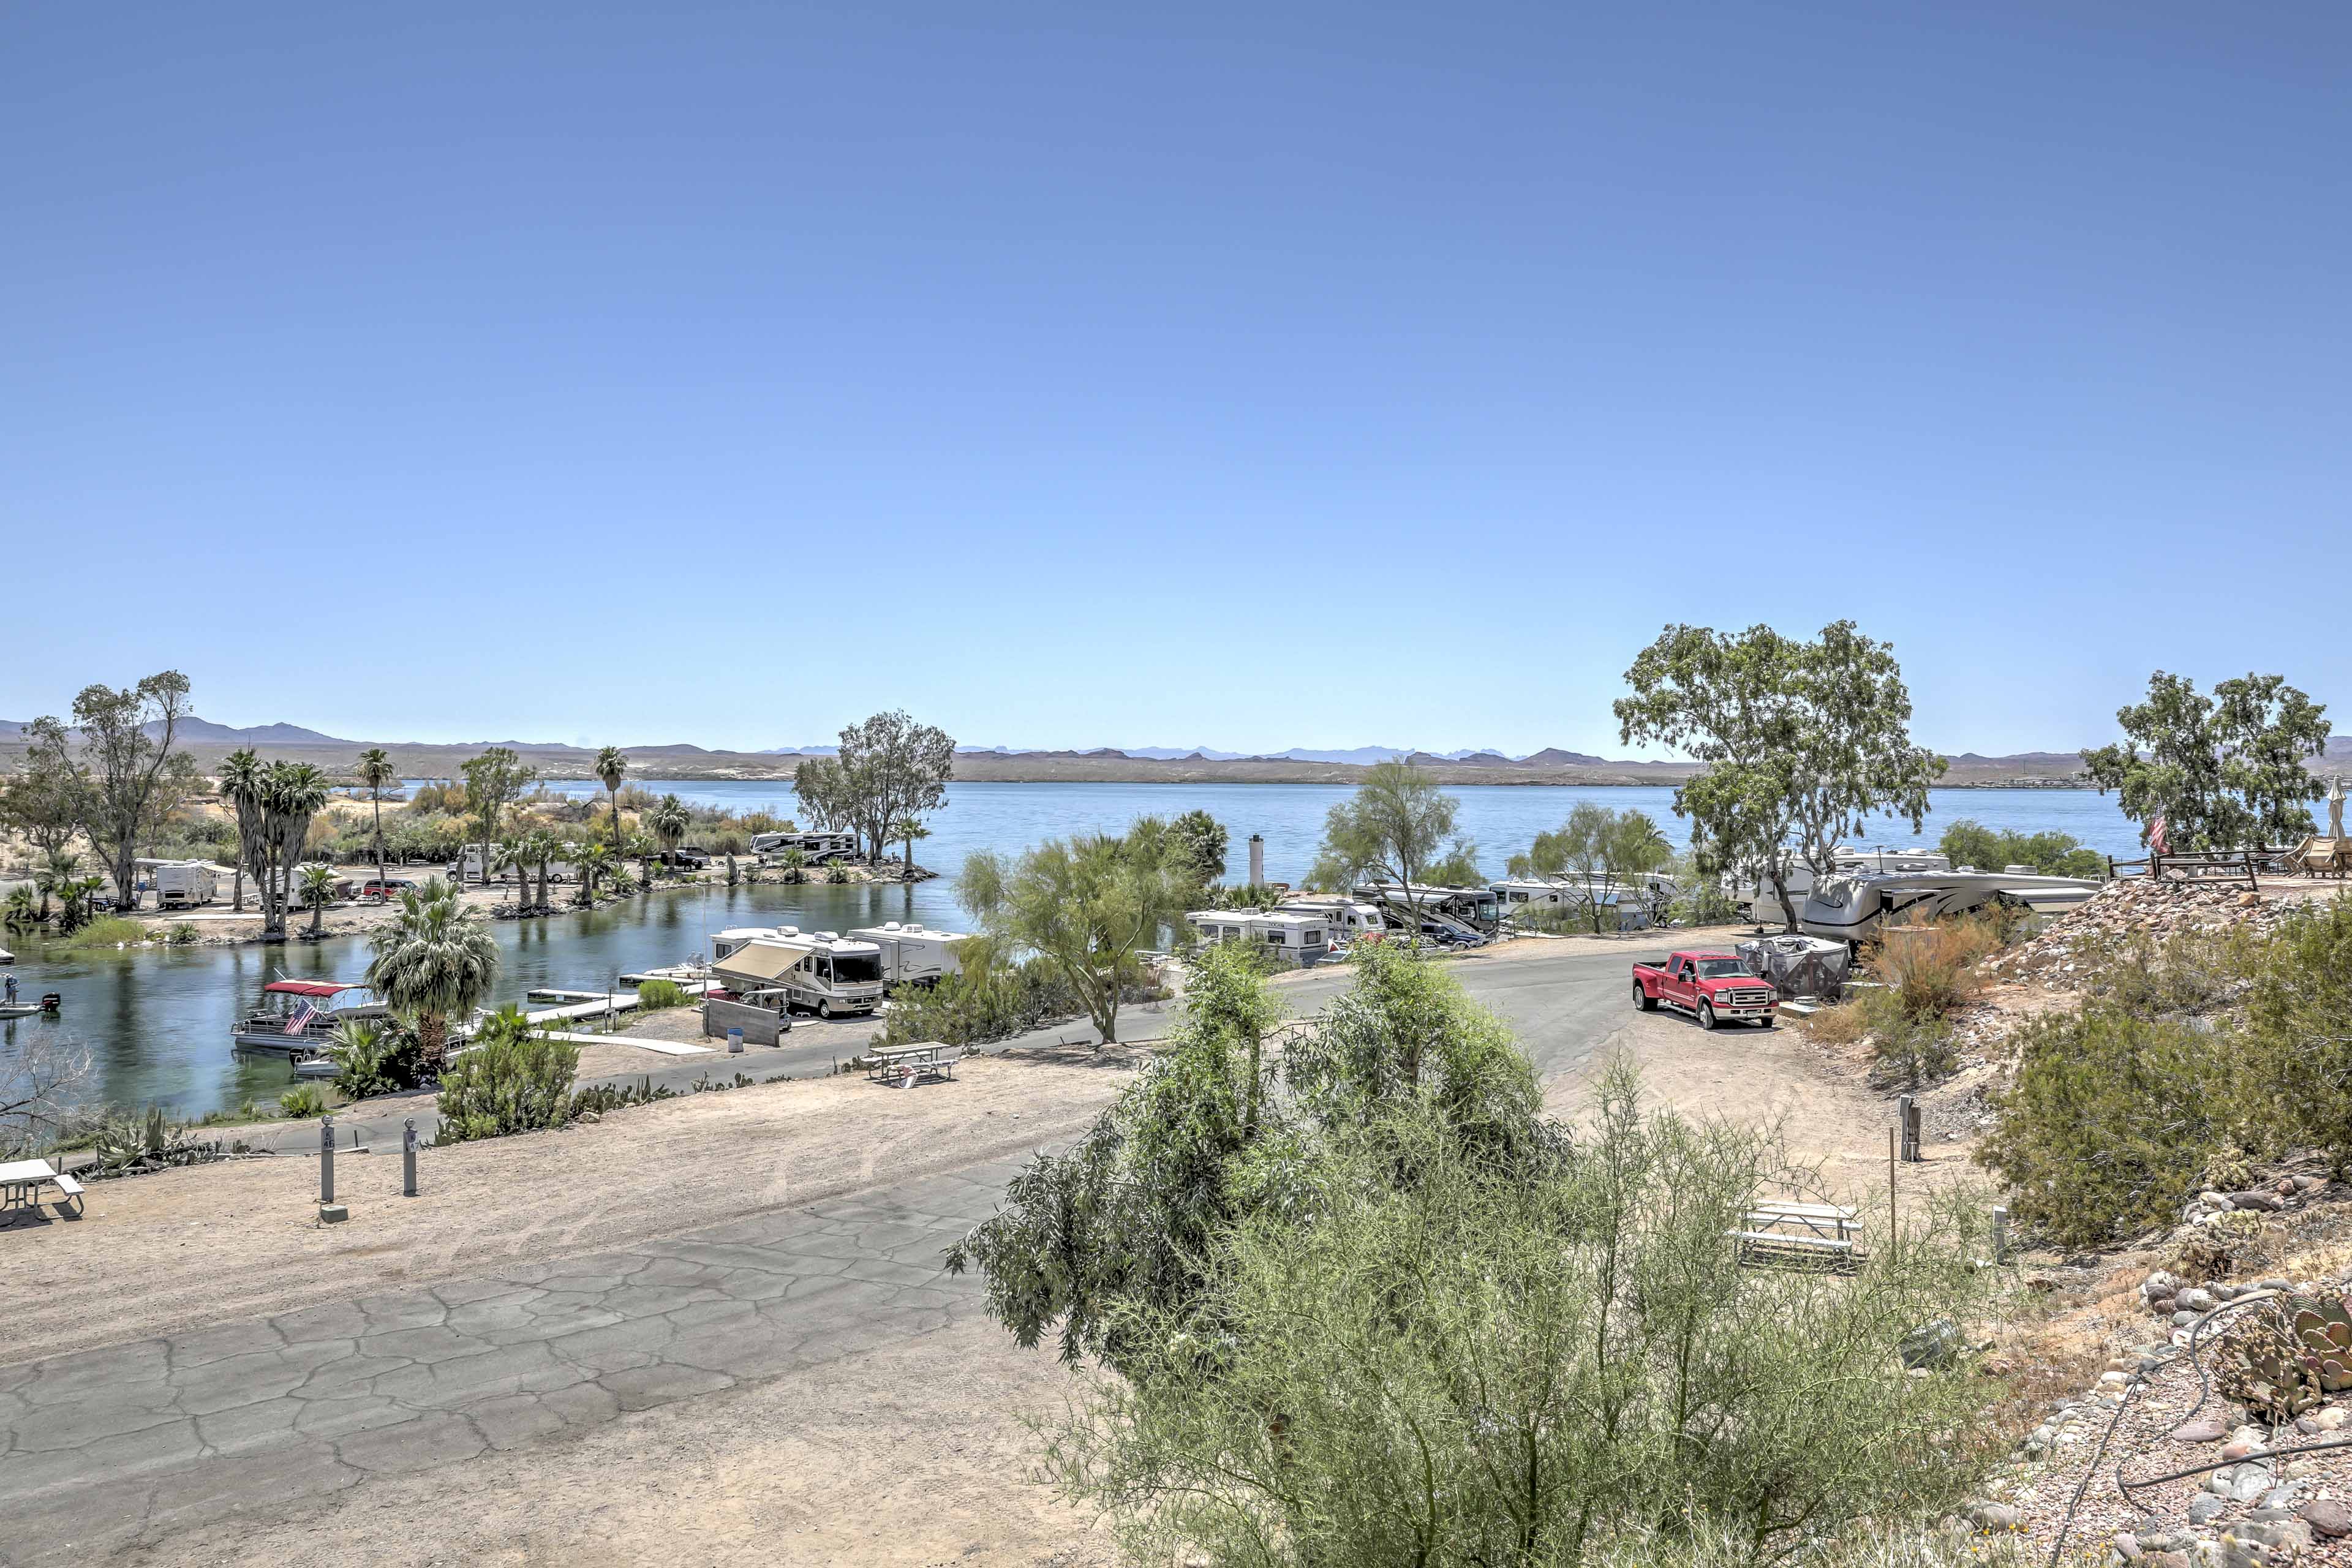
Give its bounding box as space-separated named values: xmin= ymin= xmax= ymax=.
xmin=1697 ymin=1000 xmax=1717 ymax=1030
xmin=1754 ymin=1017 xmax=1774 ymax=1030
xmin=1632 ymin=981 xmax=1656 ymax=1012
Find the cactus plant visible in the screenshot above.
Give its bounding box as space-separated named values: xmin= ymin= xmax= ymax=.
xmin=2217 ymin=1294 xmax=2352 ymax=1422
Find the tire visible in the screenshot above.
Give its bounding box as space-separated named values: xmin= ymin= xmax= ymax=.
xmin=1632 ymin=981 xmax=1656 ymax=1012
xmin=818 ymin=1000 xmax=834 ymax=1020
xmin=1753 ymin=1017 xmax=1774 ymax=1030
xmin=1697 ymin=1000 xmax=1717 ymax=1031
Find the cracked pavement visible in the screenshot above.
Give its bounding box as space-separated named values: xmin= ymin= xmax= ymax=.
xmin=0 ymin=943 xmax=1650 ymax=1565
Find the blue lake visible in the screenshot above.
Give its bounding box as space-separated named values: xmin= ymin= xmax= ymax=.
xmin=4 ymin=781 xmax=2139 ymax=1119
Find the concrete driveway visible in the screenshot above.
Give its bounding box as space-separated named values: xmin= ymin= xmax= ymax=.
xmin=0 ymin=943 xmax=1657 ymax=1565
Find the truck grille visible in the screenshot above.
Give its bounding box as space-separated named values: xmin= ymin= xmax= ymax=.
xmin=1721 ymin=987 xmax=1773 ymax=1006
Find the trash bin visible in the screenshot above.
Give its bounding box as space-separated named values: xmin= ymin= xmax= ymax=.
xmin=727 ymin=1028 xmax=744 ymax=1055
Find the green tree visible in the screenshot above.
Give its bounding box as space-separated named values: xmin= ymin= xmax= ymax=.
xmin=366 ymin=877 xmax=499 ymax=1074
xmin=1616 ymin=622 xmax=1942 ymax=933
xmin=460 ymin=747 xmax=537 ymax=879
xmin=1936 ymin=819 xmax=2106 ymax=879
xmin=494 ymin=836 xmax=532 ymax=903
xmin=1508 ymin=803 xmax=1672 ymax=933
xmin=890 ymin=816 xmax=930 ymax=879
xmin=217 ymin=749 xmax=265 ymax=914
xmin=958 ymin=816 xmax=1191 ymax=1046
xmin=594 ymin=745 xmax=629 ymax=859
xmin=0 ymin=740 xmax=81 ymax=867
xmin=355 ymin=747 xmax=397 ymax=894
xmin=1306 ymin=760 xmax=1474 ymax=934
xmin=243 ymin=761 xmax=328 ymax=942
xmin=576 ymin=842 xmax=616 ymax=904
xmin=1167 ymin=809 xmax=1230 ymax=886
xmin=799 ymin=711 xmax=956 ymax=864
xmin=298 ymin=862 xmax=339 ymax=937
xmin=648 ymin=794 xmax=690 ymax=866
xmin=22 ymin=671 xmax=202 ymax=912
xmin=1044 ymin=1062 xmax=1996 ymax=1568
xmin=2082 ymin=671 xmax=2329 ymax=851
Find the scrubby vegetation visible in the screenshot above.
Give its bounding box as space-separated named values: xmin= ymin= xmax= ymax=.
xmin=1936 ymin=818 xmax=2106 ymax=880
xmin=872 ymin=936 xmax=1163 ymax=1050
xmin=1975 ymin=901 xmax=2352 ymax=1248
xmin=633 ymin=978 xmax=690 ymax=1011
xmin=1803 ymin=913 xmax=2005 ymax=1088
xmin=434 ymin=1007 xmax=579 ymax=1143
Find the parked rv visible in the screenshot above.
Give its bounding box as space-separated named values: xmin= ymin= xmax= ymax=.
xmin=1186 ymin=909 xmax=1333 ymax=966
xmin=709 ymin=928 xmax=887 ymax=1017
xmin=1796 ymin=869 xmax=2099 ymax=944
xmin=751 ymin=831 xmax=859 ymax=863
xmin=1277 ymin=895 xmax=1387 ymax=941
xmin=147 ymin=859 xmax=221 ymax=909
xmin=1736 ymin=848 xmax=1953 ymax=927
xmin=1354 ymin=882 xmax=1500 ymax=941
xmin=847 ymin=922 xmax=971 ymax=986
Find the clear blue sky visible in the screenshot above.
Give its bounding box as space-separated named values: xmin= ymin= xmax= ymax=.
xmin=4 ymin=3 xmax=2346 ymax=757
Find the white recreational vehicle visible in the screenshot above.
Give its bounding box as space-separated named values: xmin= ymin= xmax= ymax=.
xmin=710 ymin=928 xmax=888 ymax=1017
xmin=846 ymin=922 xmax=971 ymax=987
xmin=751 ymin=831 xmax=860 ymax=864
xmin=1186 ymin=909 xmax=1333 ymax=966
xmin=1796 ymin=869 xmax=2100 ymax=944
xmin=1278 ymin=895 xmax=1386 ymax=942
xmin=1736 ymin=849 xmax=1953 ymax=927
xmin=145 ymin=859 xmax=221 ymax=909
xmin=1354 ymin=883 xmax=1501 ymax=942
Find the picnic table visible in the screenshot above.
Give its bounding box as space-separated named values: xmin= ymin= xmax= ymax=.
xmin=867 ymin=1043 xmax=959 ymax=1088
xmin=1730 ymin=1200 xmax=1861 ymax=1273
xmin=0 ymin=1158 xmax=84 ymax=1219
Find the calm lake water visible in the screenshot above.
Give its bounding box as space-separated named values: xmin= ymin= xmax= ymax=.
xmin=4 ymin=782 xmax=2139 ymax=1119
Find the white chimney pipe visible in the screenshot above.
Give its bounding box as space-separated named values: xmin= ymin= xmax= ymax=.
xmin=1248 ymin=834 xmax=1265 ymax=888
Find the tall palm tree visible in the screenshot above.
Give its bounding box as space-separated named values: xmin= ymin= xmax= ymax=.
xmin=298 ymin=863 xmax=339 ymax=937
xmin=365 ymin=877 xmax=499 ymax=1074
xmin=355 ymin=747 xmax=397 ymax=892
xmin=217 ymin=749 xmax=265 ymax=914
xmin=892 ymin=818 xmax=931 ymax=881
xmin=495 ymin=837 xmax=532 ymax=907
xmin=577 ymin=843 xmax=615 ymax=905
xmin=261 ymin=763 xmax=329 ymax=943
xmin=650 ymin=794 xmax=690 ymax=864
xmin=595 ymin=746 xmax=629 ymax=864
xmin=528 ymin=829 xmax=560 ymax=911
xmin=626 ymin=832 xmax=657 ymax=891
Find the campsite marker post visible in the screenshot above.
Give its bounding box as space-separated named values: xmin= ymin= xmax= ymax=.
xmin=319 ymin=1115 xmax=347 ymax=1224
xmin=403 ymin=1119 xmax=419 ymax=1197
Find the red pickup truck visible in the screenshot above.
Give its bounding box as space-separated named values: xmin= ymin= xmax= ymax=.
xmin=1632 ymin=951 xmax=1779 ymax=1030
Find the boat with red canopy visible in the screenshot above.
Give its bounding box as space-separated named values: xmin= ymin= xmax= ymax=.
xmin=231 ymin=979 xmax=388 ymax=1055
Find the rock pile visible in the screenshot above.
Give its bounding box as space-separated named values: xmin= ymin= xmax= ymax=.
xmin=1985 ymin=879 xmax=2282 ymax=990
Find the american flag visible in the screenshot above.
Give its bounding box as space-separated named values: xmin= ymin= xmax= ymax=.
xmin=283 ymin=1001 xmax=320 ymax=1036
xmin=2148 ymin=814 xmax=2173 ymax=856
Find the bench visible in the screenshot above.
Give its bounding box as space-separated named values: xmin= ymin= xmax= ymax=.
xmin=0 ymin=1159 xmax=84 ymax=1219
xmin=867 ymin=1044 xmax=958 ymax=1088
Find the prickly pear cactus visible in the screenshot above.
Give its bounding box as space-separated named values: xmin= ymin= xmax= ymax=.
xmin=2217 ymin=1298 xmax=2329 ymax=1422
xmin=2291 ymin=1297 xmax=2352 ymax=1394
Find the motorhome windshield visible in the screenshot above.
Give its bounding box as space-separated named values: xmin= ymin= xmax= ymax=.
xmin=823 ymin=953 xmax=882 ymax=986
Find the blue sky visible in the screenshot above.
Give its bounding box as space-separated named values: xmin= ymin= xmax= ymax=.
xmin=4 ymin=3 xmax=2346 ymax=757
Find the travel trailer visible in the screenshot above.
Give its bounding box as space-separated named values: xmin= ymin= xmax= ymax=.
xmin=1796 ymin=869 xmax=2100 ymax=944
xmin=710 ymin=929 xmax=887 ymax=1017
xmin=1186 ymin=909 xmax=1333 ymax=967
xmin=750 ymin=831 xmax=860 ymax=863
xmin=846 ymin=922 xmax=971 ymax=987
xmin=148 ymin=859 xmax=221 ymax=909
xmin=1278 ymin=895 xmax=1387 ymax=941
xmin=1736 ymin=848 xmax=1953 ymax=927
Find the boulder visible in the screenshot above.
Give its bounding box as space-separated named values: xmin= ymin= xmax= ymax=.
xmin=2300 ymin=1499 xmax=2352 ymax=1537
xmin=2179 ymin=1287 xmax=2220 ymax=1313
xmin=2174 ymin=1417 xmax=2228 ymax=1442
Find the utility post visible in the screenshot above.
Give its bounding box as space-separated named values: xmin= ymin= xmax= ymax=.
xmin=402 ymin=1118 xmax=419 ymax=1197
xmin=318 ymin=1115 xmax=347 ymax=1224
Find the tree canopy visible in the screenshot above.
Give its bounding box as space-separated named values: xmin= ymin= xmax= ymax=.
xmin=794 ymin=710 xmax=954 ymax=864
xmin=1307 ymin=760 xmax=1478 ymax=907
xmin=1507 ymin=803 xmax=1672 ymax=932
xmin=460 ymin=747 xmax=538 ymax=863
xmin=1616 ymin=622 xmax=1942 ymax=932
xmin=1166 ymin=809 xmax=1230 ymax=886
xmin=1936 ymin=818 xmax=2105 ymax=879
xmin=2081 ymin=671 xmax=2328 ymax=851
xmin=22 ymin=671 xmax=202 ymax=912
xmin=957 ymin=816 xmax=1191 ymax=1046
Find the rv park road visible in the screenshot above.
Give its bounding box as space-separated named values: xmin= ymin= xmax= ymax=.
xmin=2 ymin=938 xmax=1874 ymax=1566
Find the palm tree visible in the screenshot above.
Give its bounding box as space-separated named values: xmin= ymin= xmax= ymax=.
xmin=495 ymin=837 xmax=532 ymax=908
xmin=32 ymin=850 xmax=77 ymax=922
xmin=892 ymin=818 xmax=931 ymax=881
xmin=217 ymin=749 xmax=265 ymax=914
xmin=298 ymin=863 xmax=339 ymax=937
xmin=529 ymin=829 xmax=560 ymax=911
xmin=355 ymin=747 xmax=397 ymax=892
xmin=595 ymin=747 xmax=629 ymax=864
xmin=260 ymin=763 xmax=329 ymax=943
xmin=650 ymin=794 xmax=690 ymax=864
xmin=577 ymin=842 xmax=615 ymax=905
xmin=625 ymin=832 xmax=657 ymax=890
xmin=365 ymin=877 xmax=499 ymax=1074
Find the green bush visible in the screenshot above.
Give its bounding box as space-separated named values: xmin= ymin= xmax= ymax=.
xmin=330 ymin=1020 xmax=428 ymax=1099
xmin=1974 ymin=1004 xmax=2256 ymax=1246
xmin=435 ymin=1007 xmax=579 ymax=1143
xmin=569 ymin=1076 xmax=679 ymax=1117
xmin=1937 ymin=819 xmax=2108 ymax=880
xmin=2243 ymin=900 xmax=2352 ymax=1175
xmin=634 ymin=978 xmax=688 ymax=1011
xmin=874 ymin=945 xmax=1098 ymax=1049
xmin=277 ymin=1084 xmax=330 ymax=1118
xmin=62 ymin=916 xmax=148 ymax=949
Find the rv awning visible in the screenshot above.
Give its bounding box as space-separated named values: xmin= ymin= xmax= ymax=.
xmin=264 ymin=980 xmax=364 ymax=998
xmin=712 ymin=941 xmax=810 ymax=984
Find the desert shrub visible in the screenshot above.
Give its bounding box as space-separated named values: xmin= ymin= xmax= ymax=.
xmin=1803 ymin=995 xmax=1874 ymax=1046
xmin=167 ymin=922 xmax=200 ymax=945
xmin=568 ymin=1075 xmax=679 ymax=1117
xmin=1974 ymin=1004 xmax=2260 ymax=1247
xmin=277 ymin=1084 xmax=330 ymax=1118
xmin=1871 ymin=916 xmax=2003 ymax=1020
xmin=2241 ymin=900 xmax=2352 ymax=1175
xmin=330 ymin=1020 xmax=427 ymax=1099
xmin=873 ymin=943 xmax=1099 ymax=1049
xmin=1040 ymin=1065 xmax=2002 ymax=1568
xmin=435 ymin=1007 xmax=579 ymax=1143
xmin=1869 ymin=1005 xmax=1961 ymax=1090
xmin=81 ymin=1106 xmax=228 ymax=1177
xmin=2083 ymin=926 xmax=2255 ymax=1022
xmin=634 ymin=978 xmax=688 ymax=1011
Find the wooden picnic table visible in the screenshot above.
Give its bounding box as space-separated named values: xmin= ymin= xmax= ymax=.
xmin=867 ymin=1043 xmax=959 ymax=1088
xmin=0 ymin=1158 xmax=84 ymax=1218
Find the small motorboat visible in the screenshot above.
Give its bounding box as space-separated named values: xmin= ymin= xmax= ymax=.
xmin=0 ymin=993 xmax=61 ymax=1019
xmin=292 ymin=1055 xmax=342 ymax=1079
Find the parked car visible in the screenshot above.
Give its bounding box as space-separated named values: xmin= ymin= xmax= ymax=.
xmin=1630 ymin=950 xmax=1778 ymax=1030
xmin=360 ymin=878 xmax=419 ymax=898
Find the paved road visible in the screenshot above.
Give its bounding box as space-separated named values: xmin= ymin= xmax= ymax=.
xmin=0 ymin=944 xmax=1652 ymax=1564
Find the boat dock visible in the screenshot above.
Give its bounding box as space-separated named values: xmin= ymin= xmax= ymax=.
xmin=519 ymin=979 xmax=716 ymax=1029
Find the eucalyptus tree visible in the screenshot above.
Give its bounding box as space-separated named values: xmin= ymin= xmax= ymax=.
xmin=796 ymin=712 xmax=955 ymax=864
xmin=1617 ymin=620 xmax=1941 ymax=933
xmin=2084 ymin=671 xmax=2330 ymax=851
xmin=366 ymin=878 xmax=499 ymax=1073
xmin=594 ymin=745 xmax=628 ymax=858
xmin=0 ymin=742 xmax=80 ymax=869
xmin=459 ymin=747 xmax=537 ymax=881
xmin=355 ymin=747 xmax=398 ymax=893
xmin=21 ymin=671 xmax=201 ymax=911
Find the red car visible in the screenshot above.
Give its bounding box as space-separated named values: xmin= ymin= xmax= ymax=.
xmin=360 ymin=878 xmax=418 ymax=898
xmin=1632 ymin=950 xmax=1778 ymax=1030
